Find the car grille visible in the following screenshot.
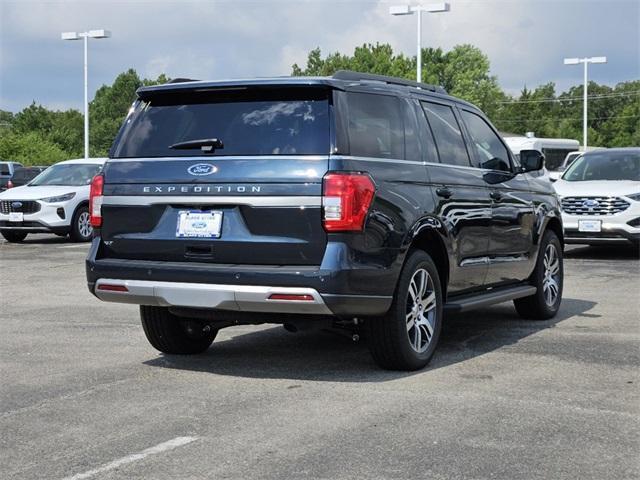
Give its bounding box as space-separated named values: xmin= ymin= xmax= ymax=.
xmin=561 ymin=196 xmax=630 ymax=216
xmin=0 ymin=200 xmax=41 ymax=214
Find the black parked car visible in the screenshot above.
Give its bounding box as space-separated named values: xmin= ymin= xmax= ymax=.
xmin=6 ymin=166 xmax=48 ymax=188
xmin=86 ymin=71 xmax=564 ymax=370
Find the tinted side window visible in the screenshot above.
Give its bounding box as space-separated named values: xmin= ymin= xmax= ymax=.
xmin=414 ymin=101 xmax=439 ymax=163
xmin=401 ymin=98 xmax=421 ymax=162
xmin=0 ymin=163 xmax=9 ymax=175
xmin=421 ymin=102 xmax=470 ymax=167
xmin=347 ymin=93 xmax=404 ymax=159
xmin=460 ymin=110 xmax=511 ymax=172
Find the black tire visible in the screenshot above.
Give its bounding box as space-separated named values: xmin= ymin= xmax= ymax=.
xmin=70 ymin=205 xmax=93 ymax=242
xmin=365 ymin=250 xmax=443 ymax=371
xmin=140 ymin=306 xmax=217 ymax=354
xmin=514 ymin=230 xmax=563 ymax=320
xmin=1 ymin=230 xmax=27 ymax=243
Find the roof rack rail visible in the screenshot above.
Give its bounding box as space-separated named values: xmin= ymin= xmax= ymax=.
xmin=168 ymin=78 xmax=199 ymax=84
xmin=332 ymin=70 xmax=447 ymax=94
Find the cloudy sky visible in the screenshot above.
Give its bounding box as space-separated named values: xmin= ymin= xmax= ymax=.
xmin=1 ymin=0 xmax=638 ymax=112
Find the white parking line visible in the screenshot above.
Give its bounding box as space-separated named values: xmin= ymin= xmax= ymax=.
xmin=58 ymin=244 xmax=90 ymax=249
xmin=62 ymin=436 xmax=198 ymax=480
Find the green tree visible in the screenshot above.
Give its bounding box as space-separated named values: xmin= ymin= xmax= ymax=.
xmin=0 ymin=131 xmax=69 ymax=165
xmin=293 ymin=43 xmax=504 ymax=117
xmin=441 ymin=44 xmax=504 ymax=117
xmin=89 ymin=69 xmax=170 ymax=155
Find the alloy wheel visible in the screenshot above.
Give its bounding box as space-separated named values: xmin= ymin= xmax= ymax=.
xmin=542 ymin=243 xmax=560 ymax=306
xmin=406 ymin=268 xmax=437 ymax=353
xmin=78 ymin=211 xmax=92 ymax=239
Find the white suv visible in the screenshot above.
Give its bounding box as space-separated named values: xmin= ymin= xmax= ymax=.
xmin=0 ymin=158 xmax=106 ymax=243
xmin=554 ymin=148 xmax=640 ymax=247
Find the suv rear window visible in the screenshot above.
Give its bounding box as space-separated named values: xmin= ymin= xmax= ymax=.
xmin=112 ymin=88 xmax=330 ymax=158
xmin=12 ymin=169 xmax=28 ymax=181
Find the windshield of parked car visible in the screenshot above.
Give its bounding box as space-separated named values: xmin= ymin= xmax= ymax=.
xmin=29 ymin=163 xmax=102 ymax=186
xmin=562 ymin=150 xmax=640 ymax=181
xmin=112 ymin=87 xmax=330 ymax=158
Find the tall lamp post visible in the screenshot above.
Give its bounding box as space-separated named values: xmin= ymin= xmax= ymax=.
xmin=563 ymin=56 xmax=607 ymax=151
xmin=61 ymin=30 xmax=111 ymax=159
xmin=389 ymin=3 xmax=450 ymax=82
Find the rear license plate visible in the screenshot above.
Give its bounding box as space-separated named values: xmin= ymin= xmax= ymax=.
xmin=176 ymin=210 xmax=223 ymax=238
xmin=9 ymin=212 xmax=23 ymax=222
xmin=578 ymin=220 xmax=601 ymax=233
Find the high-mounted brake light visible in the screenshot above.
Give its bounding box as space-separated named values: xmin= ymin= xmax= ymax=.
xmin=89 ymin=174 xmax=104 ymax=227
xmin=322 ymin=172 xmax=375 ymax=232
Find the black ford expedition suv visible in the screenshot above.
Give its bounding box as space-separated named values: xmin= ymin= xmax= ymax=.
xmin=86 ymin=71 xmax=564 ymax=371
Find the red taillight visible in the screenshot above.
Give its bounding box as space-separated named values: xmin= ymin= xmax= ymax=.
xmin=268 ymin=293 xmax=314 ymax=301
xmin=322 ymin=172 xmax=375 ymax=232
xmin=96 ymin=284 xmax=128 ymax=292
xmin=6 ymin=180 xmax=13 ymax=189
xmin=89 ymin=174 xmax=104 ymax=227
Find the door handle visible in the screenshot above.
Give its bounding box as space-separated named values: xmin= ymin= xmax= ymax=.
xmin=435 ymin=187 xmax=452 ymax=199
xmin=490 ymin=191 xmax=503 ymax=201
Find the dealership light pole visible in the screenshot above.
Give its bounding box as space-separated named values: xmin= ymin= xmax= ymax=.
xmin=61 ymin=30 xmax=111 ymax=159
xmin=389 ymin=3 xmax=450 ymax=82
xmin=563 ymin=56 xmax=607 ymax=151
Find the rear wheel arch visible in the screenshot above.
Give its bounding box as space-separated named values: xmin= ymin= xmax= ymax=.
xmin=407 ymin=227 xmax=450 ymax=300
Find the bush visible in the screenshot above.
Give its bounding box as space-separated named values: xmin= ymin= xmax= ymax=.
xmin=0 ymin=131 xmax=71 ymax=165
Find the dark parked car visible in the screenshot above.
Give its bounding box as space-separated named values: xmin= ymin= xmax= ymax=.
xmin=86 ymin=71 xmax=564 ymax=370
xmin=6 ymin=166 xmax=48 ymax=188
xmin=0 ymin=161 xmax=23 ymax=191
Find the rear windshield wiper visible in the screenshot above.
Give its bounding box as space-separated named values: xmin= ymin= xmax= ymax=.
xmin=169 ymin=138 xmax=224 ymax=154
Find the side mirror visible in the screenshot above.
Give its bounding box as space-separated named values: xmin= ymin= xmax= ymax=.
xmin=519 ymin=150 xmax=544 ymax=173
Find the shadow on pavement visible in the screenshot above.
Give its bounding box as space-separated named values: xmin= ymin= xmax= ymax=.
xmin=143 ymin=297 xmax=597 ymax=383
xmin=1 ymin=234 xmax=72 ymax=246
xmin=564 ymin=244 xmax=639 ymax=260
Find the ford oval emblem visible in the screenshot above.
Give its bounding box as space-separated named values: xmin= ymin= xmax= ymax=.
xmin=582 ymin=199 xmax=600 ymax=210
xmin=11 ymin=201 xmax=23 ymax=209
xmin=187 ymin=164 xmax=218 ymax=176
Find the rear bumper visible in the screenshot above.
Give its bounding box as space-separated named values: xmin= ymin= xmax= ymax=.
xmin=86 ymin=240 xmax=395 ymax=317
xmin=94 ymin=278 xmax=334 ymax=314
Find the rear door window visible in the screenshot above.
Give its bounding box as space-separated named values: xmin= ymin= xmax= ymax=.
xmin=112 ymin=88 xmax=330 ymax=158
xmin=421 ymin=102 xmax=471 ymax=167
xmin=460 ymin=109 xmax=511 ymax=172
xmin=414 ymin=101 xmax=439 ymax=163
xmin=0 ymin=163 xmax=9 ymax=175
xmin=346 ymin=92 xmax=404 ymax=159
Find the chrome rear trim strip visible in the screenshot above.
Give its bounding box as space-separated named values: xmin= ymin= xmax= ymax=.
xmin=102 ymin=195 xmax=321 ymax=207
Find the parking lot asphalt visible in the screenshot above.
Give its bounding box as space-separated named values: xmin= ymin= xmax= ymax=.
xmin=1 ymin=235 xmax=639 ymax=480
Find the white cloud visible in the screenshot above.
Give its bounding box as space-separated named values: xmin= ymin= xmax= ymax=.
xmin=0 ymin=0 xmax=638 ymax=111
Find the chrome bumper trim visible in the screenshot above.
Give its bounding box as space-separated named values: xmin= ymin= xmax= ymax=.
xmin=94 ymin=278 xmax=332 ymax=314
xmin=101 ymin=196 xmax=321 ymax=207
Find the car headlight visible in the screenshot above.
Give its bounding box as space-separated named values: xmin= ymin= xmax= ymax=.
xmin=626 ymin=193 xmax=640 ymax=202
xmin=40 ymin=192 xmax=76 ymax=203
